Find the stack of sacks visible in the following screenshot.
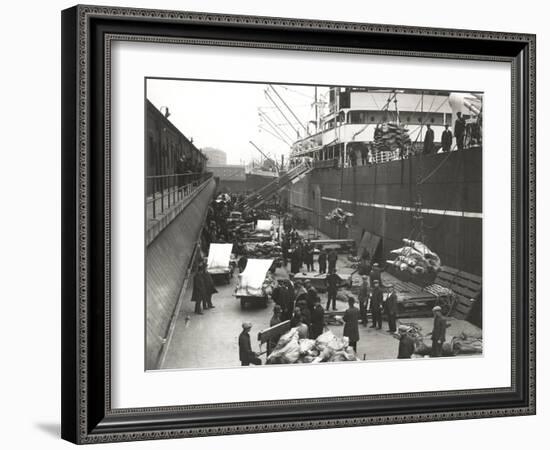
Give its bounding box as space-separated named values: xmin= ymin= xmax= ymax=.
xmin=386 ymin=238 xmax=441 ymax=274
xmin=267 ymin=329 xmax=358 ymax=364
xmin=450 ymin=332 xmax=483 ymax=355
xmin=372 ymin=122 xmax=411 ymax=154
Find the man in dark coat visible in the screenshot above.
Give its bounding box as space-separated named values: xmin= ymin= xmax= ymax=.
xmin=277 ymin=282 xmax=293 ymax=320
xmin=304 ymin=241 xmax=314 ymax=272
xmin=290 ymin=247 xmax=301 ymax=274
xmin=281 ymin=237 xmax=290 ymax=267
xmin=297 ymin=299 xmax=311 ymax=327
xmin=327 ymin=249 xmax=338 ymax=273
xmin=423 ymin=124 xmax=435 ymax=154
xmin=271 ymin=280 xmax=283 ymax=307
xmin=384 ymin=284 xmax=398 ymax=332
xmin=239 ymin=322 xmax=261 ymax=366
xmin=343 ymin=297 xmax=360 ymax=352
xmin=325 ymin=268 xmax=340 ymax=311
xmin=267 ymin=305 xmax=282 ymax=356
xmin=358 ymin=275 xmax=370 ymax=326
xmin=305 ymin=282 xmax=319 ymax=313
xmin=441 ymin=124 xmax=453 ymax=152
xmin=310 ymin=298 xmax=325 ymax=340
xmin=191 ymin=266 xmax=206 ymax=315
xmin=317 ymin=246 xmax=327 ymax=274
xmin=394 ymin=325 xmax=416 ymax=359
xmin=202 ymin=267 xmax=218 ymax=309
xmin=370 ymin=279 xmax=384 ymax=329
xmin=429 ymin=306 xmax=449 ymax=357
xmin=454 ymin=112 xmax=466 ymax=150
xmin=369 ymin=263 xmax=382 ymax=286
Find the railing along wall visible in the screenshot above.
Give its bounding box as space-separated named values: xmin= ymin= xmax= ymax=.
xmin=146 ymin=172 xmax=212 ymax=219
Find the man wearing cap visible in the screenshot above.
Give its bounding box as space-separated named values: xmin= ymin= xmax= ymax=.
xmin=343 ymin=297 xmax=360 ymax=352
xmin=370 ymin=279 xmax=384 ymax=329
xmin=394 ymin=325 xmax=416 ymax=359
xmin=384 ymin=284 xmax=398 ymax=332
xmin=429 ymin=306 xmax=449 ymax=357
xmin=239 ymin=322 xmax=262 ymax=366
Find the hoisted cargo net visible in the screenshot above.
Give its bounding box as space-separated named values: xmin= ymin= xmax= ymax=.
xmin=372 ymin=122 xmax=411 ymax=154
xmin=386 ymin=238 xmax=441 ymax=274
xmin=325 ymin=207 xmax=354 ymax=228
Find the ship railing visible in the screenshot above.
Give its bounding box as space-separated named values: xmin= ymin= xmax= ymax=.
xmin=146 ymin=172 xmax=212 ymax=219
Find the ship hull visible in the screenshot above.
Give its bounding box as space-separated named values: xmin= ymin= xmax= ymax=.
xmin=289 ymin=150 xmax=482 ymax=275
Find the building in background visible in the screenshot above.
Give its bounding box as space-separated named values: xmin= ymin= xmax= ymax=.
xmin=203 ymin=147 xmax=227 ymax=166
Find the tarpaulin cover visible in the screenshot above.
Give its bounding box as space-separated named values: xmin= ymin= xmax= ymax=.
xmin=256 ymin=220 xmax=273 ymax=231
xmin=207 ymin=243 xmax=233 ymax=270
xmin=239 ymin=258 xmax=274 ymax=295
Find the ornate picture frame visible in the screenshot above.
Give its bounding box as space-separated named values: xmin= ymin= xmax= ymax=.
xmin=61 ymin=5 xmax=535 ymax=444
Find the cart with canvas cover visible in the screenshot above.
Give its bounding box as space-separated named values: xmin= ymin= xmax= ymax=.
xmin=234 ymin=258 xmax=275 ymax=309
xmin=206 ymin=243 xmax=234 ymax=284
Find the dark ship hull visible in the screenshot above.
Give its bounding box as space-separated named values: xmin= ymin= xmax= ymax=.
xmin=288 ymin=149 xmax=482 ymax=275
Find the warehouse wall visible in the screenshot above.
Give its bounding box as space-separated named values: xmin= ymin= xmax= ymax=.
xmin=145 ymin=178 xmax=216 ymax=369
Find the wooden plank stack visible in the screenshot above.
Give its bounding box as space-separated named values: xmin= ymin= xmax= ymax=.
xmin=433 ymin=266 xmax=482 ymax=320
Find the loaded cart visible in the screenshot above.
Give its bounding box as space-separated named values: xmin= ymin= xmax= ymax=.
xmin=206 ymin=243 xmax=234 ymax=284
xmin=234 ymin=258 xmax=276 ymax=309
xmin=246 ymin=219 xmax=275 ymax=242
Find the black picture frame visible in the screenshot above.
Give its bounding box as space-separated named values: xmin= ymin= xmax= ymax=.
xmin=61 ymin=5 xmax=536 ymax=444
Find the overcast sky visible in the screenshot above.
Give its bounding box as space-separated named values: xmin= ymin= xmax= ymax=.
xmin=147 ymin=79 xmax=328 ymax=165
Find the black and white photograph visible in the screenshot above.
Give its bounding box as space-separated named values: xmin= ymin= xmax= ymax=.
xmin=145 ymin=79 xmax=484 ymax=371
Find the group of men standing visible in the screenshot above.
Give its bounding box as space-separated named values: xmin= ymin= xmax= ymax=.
xmin=423 ymin=112 xmax=468 ymax=154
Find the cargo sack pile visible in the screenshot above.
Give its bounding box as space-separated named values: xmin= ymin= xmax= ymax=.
xmin=267 ymin=329 xmax=359 ymax=364
xmin=387 ymin=238 xmax=441 ymax=274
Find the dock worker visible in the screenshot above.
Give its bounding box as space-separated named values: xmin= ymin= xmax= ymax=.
xmin=191 ymin=263 xmax=206 ymax=315
xmin=343 ymin=296 xmax=360 ymax=353
xmin=297 ymin=299 xmax=312 ymax=327
xmin=267 ymin=305 xmax=283 ymax=356
xmin=304 ymin=240 xmax=314 ymax=272
xmin=393 ymin=325 xmax=416 ymax=359
xmin=370 ymin=279 xmax=384 ymax=329
xmin=239 ymin=322 xmax=262 ymax=366
xmin=317 ymin=246 xmax=327 ymax=274
xmin=384 ymin=284 xmax=398 ymax=332
xmin=310 ymin=297 xmax=325 ymax=340
xmin=305 ymin=282 xmax=319 ymax=313
xmin=441 ymin=124 xmax=453 ymax=152
xmin=290 ymin=246 xmax=301 ymax=274
xmin=369 ymin=263 xmax=382 ymax=286
xmin=325 ymin=268 xmax=340 ymax=311
xmin=328 ymin=248 xmax=338 ymax=272
xmin=202 ymin=263 xmax=218 ymax=310
xmin=358 ymin=275 xmax=370 ymax=326
xmin=428 ymin=306 xmax=450 ymax=357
